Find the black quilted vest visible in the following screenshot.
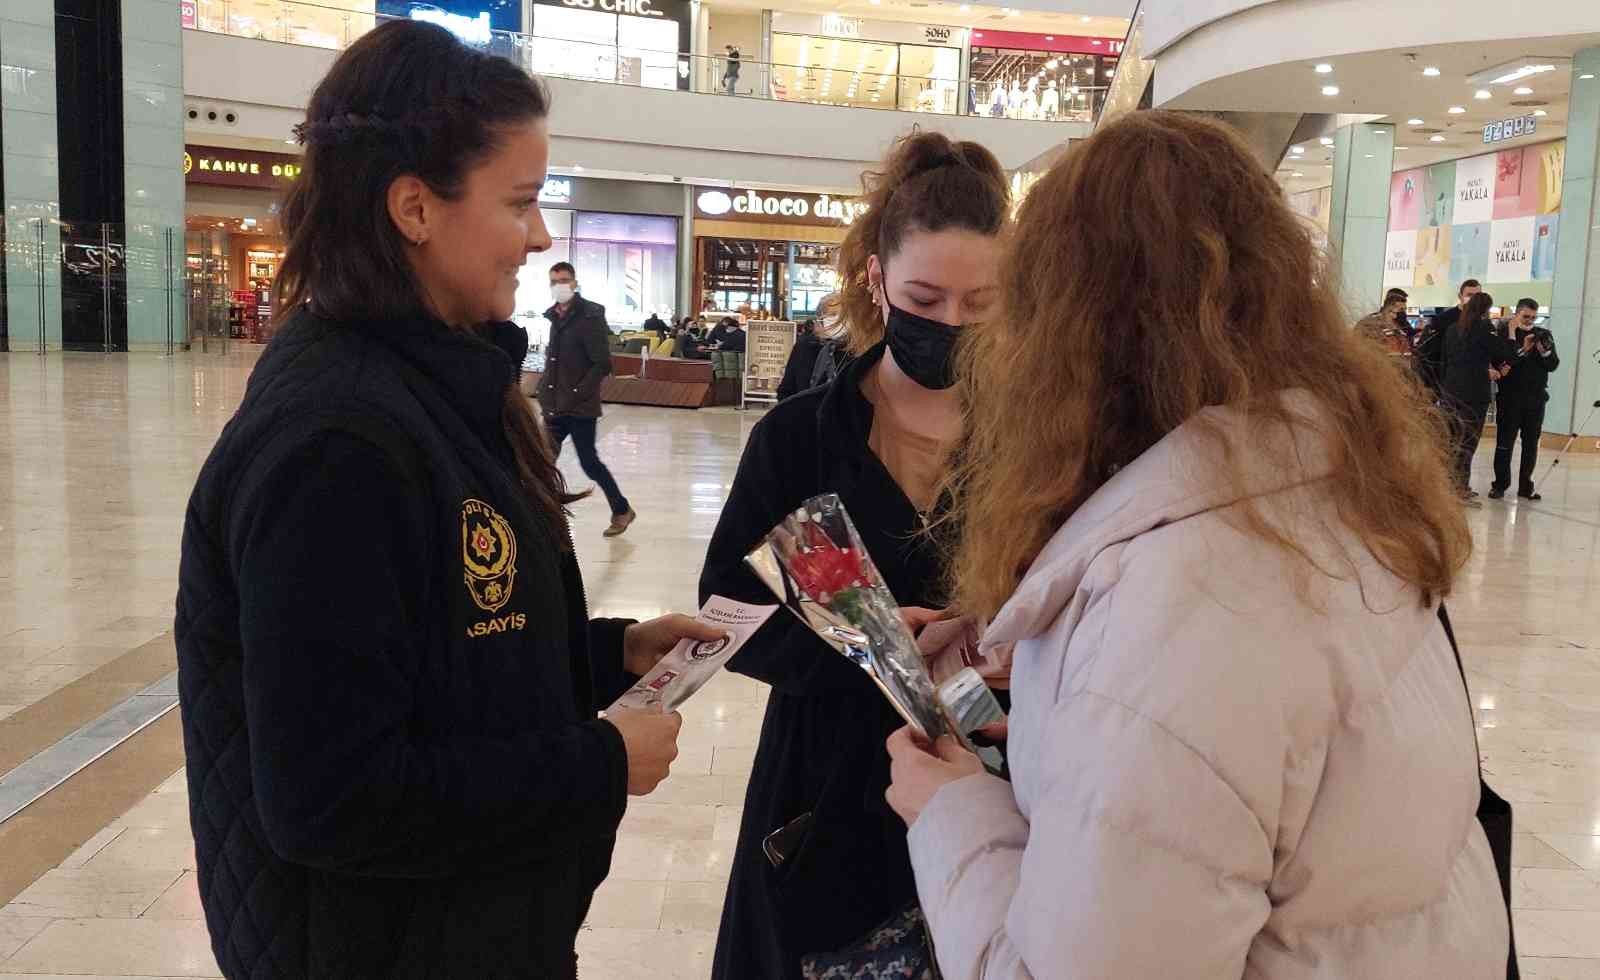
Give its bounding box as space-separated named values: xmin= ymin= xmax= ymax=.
xmin=174 ymin=309 xmax=627 ymax=979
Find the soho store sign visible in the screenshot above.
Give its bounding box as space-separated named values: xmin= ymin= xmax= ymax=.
xmin=697 ymin=189 xmax=868 ymax=225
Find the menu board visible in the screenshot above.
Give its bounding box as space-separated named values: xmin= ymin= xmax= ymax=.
xmin=742 ymin=320 xmax=797 ymax=407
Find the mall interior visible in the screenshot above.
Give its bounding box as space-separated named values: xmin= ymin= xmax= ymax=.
xmin=2 ymin=0 xmax=1600 ymax=976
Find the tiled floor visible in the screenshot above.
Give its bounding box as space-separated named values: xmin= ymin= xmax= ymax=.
xmin=3 ymin=349 xmax=1600 ymax=977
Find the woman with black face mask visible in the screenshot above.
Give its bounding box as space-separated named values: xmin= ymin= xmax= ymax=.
xmin=698 ymin=131 xmax=1010 ymax=979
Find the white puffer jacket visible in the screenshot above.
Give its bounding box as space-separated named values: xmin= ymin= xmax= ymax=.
xmin=907 ymin=397 xmax=1508 ymax=979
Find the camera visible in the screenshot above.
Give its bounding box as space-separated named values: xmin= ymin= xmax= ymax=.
xmin=1530 ymin=326 xmax=1553 ymax=346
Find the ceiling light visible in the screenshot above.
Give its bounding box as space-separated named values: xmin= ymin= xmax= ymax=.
xmin=1474 ymin=89 xmax=1492 ymax=99
xmin=284 ymin=139 xmax=297 ymax=145
xmin=572 ymin=165 xmax=584 ymax=172
xmin=1091 ymin=38 xmax=1100 ymax=43
xmin=958 ymin=3 xmax=969 ymax=8
xmin=1080 ymin=14 xmax=1091 ymax=21
xmin=1319 ymin=137 xmax=1334 ymax=146
xmin=1534 ymin=109 xmax=1548 ymax=117
xmin=1406 ymin=117 xmax=1424 ymax=125
xmin=1422 ymin=66 xmax=1441 ymax=77
xmin=1514 ymin=86 xmax=1533 ymax=95
xmin=1290 ymin=145 xmax=1304 ymax=155
xmin=1045 ymin=35 xmax=1054 ymax=41
xmin=1583 ymin=74 xmax=1597 ymax=80
xmin=1395 ymin=146 xmax=1408 ymax=151
xmin=1430 ymin=134 xmax=1446 ymax=142
xmin=1448 ymin=105 xmax=1466 ymax=114
xmin=1313 ymin=64 xmax=1333 ymax=74
xmin=1321 ymin=85 xmax=1339 ymax=96
xmin=1291 ymin=171 xmax=1304 ymax=178
xmin=1474 ymin=61 xmax=1563 ymax=85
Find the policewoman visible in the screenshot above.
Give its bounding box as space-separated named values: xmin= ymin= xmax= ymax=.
xmin=174 ymin=22 xmax=714 ymax=979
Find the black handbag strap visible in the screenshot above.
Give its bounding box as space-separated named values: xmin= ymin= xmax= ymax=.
xmin=1437 ymin=604 xmax=1484 ymax=761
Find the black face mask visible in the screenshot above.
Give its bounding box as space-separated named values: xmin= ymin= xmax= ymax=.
xmin=882 ymin=293 xmax=960 ymax=391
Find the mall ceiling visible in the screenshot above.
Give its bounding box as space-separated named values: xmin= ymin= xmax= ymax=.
xmin=1159 ymin=35 xmax=1600 ymax=195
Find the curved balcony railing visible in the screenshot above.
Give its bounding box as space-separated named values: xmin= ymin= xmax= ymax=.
xmin=185 ymin=0 xmax=1105 ymax=122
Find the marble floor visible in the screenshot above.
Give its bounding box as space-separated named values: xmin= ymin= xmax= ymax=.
xmin=2 ymin=349 xmax=1600 ymax=978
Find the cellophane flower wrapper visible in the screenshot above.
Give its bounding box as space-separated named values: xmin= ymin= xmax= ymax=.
xmin=745 ymin=493 xmax=962 ymax=744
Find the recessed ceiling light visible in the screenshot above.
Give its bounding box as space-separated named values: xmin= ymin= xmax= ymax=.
xmin=958 ymin=3 xmax=970 ymax=9
xmin=284 ymin=139 xmax=297 ymax=145
xmin=1583 ymin=74 xmax=1597 ymax=80
xmin=1319 ymin=137 xmax=1334 ymax=146
xmin=1290 ymin=145 xmax=1305 ymax=155
xmin=1514 ymin=86 xmax=1533 ymax=95
xmin=1314 ymin=64 xmax=1333 ymax=74
xmin=1291 ymin=171 xmax=1304 ymax=177
xmin=1534 ymin=109 xmax=1548 ymax=117
xmin=1080 ymin=14 xmax=1091 ymax=21
xmin=1474 ymin=89 xmax=1492 ymax=100
xmin=1406 ymin=117 xmax=1424 ymax=125
xmin=1395 ymin=146 xmax=1408 ymax=151
xmin=1321 ymin=85 xmax=1340 ymax=96
xmin=1422 ymin=66 xmax=1441 ymax=77
xmin=1430 ymin=134 xmax=1446 ymax=142
xmin=572 ymin=165 xmax=584 ymax=172
xmin=1448 ymin=105 xmax=1466 ymax=114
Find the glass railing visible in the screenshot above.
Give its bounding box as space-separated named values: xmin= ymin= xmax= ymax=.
xmin=184 ymin=0 xmax=1103 ymax=122
xmin=1095 ymin=0 xmax=1150 ymax=128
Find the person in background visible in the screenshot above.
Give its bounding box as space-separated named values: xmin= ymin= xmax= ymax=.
xmin=777 ymin=293 xmax=840 ymax=400
xmin=1441 ymin=289 xmax=1514 ymax=504
xmin=720 ymin=318 xmax=748 ymax=353
xmin=1490 ymin=298 xmax=1560 ymax=500
xmin=700 ymin=131 xmax=1011 ymax=980
xmin=707 ymin=315 xmax=738 ymax=349
xmin=884 ymin=109 xmax=1507 ymax=980
xmin=1356 ymin=287 xmax=1412 ymax=354
xmin=1415 ymin=278 xmax=1480 ymax=400
xmin=541 ymin=261 xmax=637 ymax=536
xmin=723 ymin=45 xmax=742 ymax=96
xmin=642 ymin=311 xmax=670 ymax=340
xmin=174 ymin=22 xmax=713 ymax=980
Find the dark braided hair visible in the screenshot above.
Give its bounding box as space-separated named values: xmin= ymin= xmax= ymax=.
xmin=277 ymin=20 xmax=580 ymax=540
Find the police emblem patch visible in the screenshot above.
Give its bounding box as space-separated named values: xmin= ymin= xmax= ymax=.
xmin=462 ymin=498 xmax=518 ymax=613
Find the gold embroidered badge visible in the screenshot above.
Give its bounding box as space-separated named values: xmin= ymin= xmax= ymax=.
xmin=462 ymin=499 xmax=518 ymax=613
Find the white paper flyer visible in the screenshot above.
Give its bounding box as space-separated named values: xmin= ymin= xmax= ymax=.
xmin=607 ymin=595 xmax=778 ymax=713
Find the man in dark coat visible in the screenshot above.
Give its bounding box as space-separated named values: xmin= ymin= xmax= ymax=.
xmin=1490 ymin=298 xmax=1560 ymax=500
xmin=1416 ymin=278 xmax=1480 ymax=399
xmin=539 ymin=261 xmax=636 ymax=537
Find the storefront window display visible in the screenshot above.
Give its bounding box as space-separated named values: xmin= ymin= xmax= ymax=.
xmin=376 ymin=0 xmax=518 ymax=40
xmin=191 ymin=0 xmax=377 ymax=47
xmin=528 ymin=0 xmax=691 ymax=90
xmin=968 ymin=30 xmax=1121 ymax=121
xmin=766 ymin=13 xmax=963 ymax=113
xmin=514 ymin=209 xmax=678 ymax=351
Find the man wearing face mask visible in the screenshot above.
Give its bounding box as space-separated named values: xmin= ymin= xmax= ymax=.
xmin=540 ymin=262 xmax=636 ymax=537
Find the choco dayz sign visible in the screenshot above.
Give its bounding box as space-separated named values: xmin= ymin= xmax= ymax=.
xmin=694 ymin=188 xmax=868 ymax=227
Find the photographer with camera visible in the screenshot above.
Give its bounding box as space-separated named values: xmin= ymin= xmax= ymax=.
xmin=1490 ymin=298 xmax=1560 ymax=500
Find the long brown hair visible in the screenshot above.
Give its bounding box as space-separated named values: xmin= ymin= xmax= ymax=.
xmin=1462 ymin=291 xmax=1494 ymax=332
xmin=836 ymin=131 xmax=1009 ymax=354
xmin=948 ymin=111 xmax=1469 ymax=620
xmin=277 ymin=20 xmax=579 ymax=540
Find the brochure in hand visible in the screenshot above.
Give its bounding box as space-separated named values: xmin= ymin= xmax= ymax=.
xmin=608 ymin=595 xmax=777 ymax=713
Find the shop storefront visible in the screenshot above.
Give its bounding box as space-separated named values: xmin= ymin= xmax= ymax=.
xmin=515 ymin=175 xmax=686 ymax=349
xmin=766 ymin=12 xmax=964 ymax=113
xmin=182 ymin=144 xmax=304 ymax=343
xmin=190 ymin=0 xmax=377 ymax=47
xmin=691 ymin=186 xmax=867 ymax=320
xmin=967 ymin=30 xmax=1122 ymax=121
xmin=528 ymin=0 xmax=692 ymax=90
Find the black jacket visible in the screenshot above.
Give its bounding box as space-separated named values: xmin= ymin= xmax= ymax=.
xmin=175 ymin=308 xmax=635 ymax=979
xmin=1415 ymin=306 xmax=1460 ymax=396
xmin=1497 ymin=325 xmax=1561 ymax=404
xmin=539 ymin=295 xmax=612 ymax=418
xmin=777 ymin=331 xmax=824 ymax=401
xmin=701 ymin=343 xmax=945 ymax=979
xmin=1442 ymin=316 xmax=1513 ymax=408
